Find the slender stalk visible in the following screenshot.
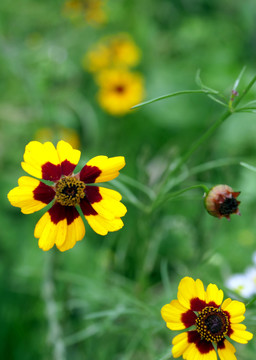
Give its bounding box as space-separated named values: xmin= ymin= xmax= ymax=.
xmin=158 ymin=75 xmax=256 ymax=195
xmin=42 ymin=251 xmax=66 ymax=360
xmin=150 ymin=184 xmax=209 ymax=212
xmin=131 ymin=89 xmax=218 ymax=109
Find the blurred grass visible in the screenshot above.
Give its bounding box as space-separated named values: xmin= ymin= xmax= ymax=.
xmin=1 ymin=0 xmax=256 ymax=359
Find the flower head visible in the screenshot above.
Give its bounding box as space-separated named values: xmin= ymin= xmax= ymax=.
xmin=161 ymin=277 xmax=253 ymax=360
xmin=204 ymin=184 xmax=241 ymax=220
xmin=63 ymin=0 xmax=107 ymax=25
xmin=7 ymin=141 xmax=126 ymax=252
xmin=96 ymin=68 xmax=144 ymax=115
xmin=84 ymin=33 xmax=141 ymax=73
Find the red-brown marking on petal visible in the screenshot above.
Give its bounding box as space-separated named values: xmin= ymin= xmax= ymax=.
xmin=80 ymin=198 xmax=97 ymax=216
xmin=42 ymin=162 xmax=62 ymax=181
xmin=85 ymin=186 xmax=102 ymax=204
xmin=187 ymin=331 xmax=214 ymax=354
xmin=181 ymin=309 xmax=197 ymax=328
xmin=196 ymin=338 xmax=215 ymax=354
xmin=80 ymin=165 xmax=102 ymax=183
xmin=33 ymin=182 xmax=55 ymax=204
xmin=61 ymin=159 xmax=77 ymax=176
xmin=190 ymin=298 xmax=207 ymax=312
xmin=223 ymin=311 xmax=233 ymax=337
xmin=48 ymin=202 xmax=79 ymax=224
xmin=217 ymin=339 xmax=225 ymax=350
xmin=207 ymin=301 xmax=219 ymax=308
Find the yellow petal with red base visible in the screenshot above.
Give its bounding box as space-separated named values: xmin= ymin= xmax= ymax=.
xmin=221 ymin=299 xmax=245 ymax=323
xmin=56 ymin=140 xmax=81 ymax=176
xmin=205 ymin=283 xmax=224 ymax=306
xmin=34 ymin=205 xmax=85 ymax=252
xmin=7 ymin=176 xmax=54 ymax=214
xmin=161 ymin=300 xmax=195 ymax=330
xmin=217 ymin=339 xmax=237 ymax=360
xmin=22 ymin=141 xmax=63 ymax=182
xmin=177 ymin=277 xmax=205 ymax=309
xmin=85 ymin=214 xmax=124 ymax=235
xmin=91 ymin=187 xmax=127 ymax=220
xmin=86 ymin=155 xmax=125 ymax=182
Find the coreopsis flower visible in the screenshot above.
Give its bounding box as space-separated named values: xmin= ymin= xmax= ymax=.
xmin=204 ymin=184 xmax=240 ymax=220
xmin=63 ymin=0 xmax=107 ymax=25
xmin=161 ymin=277 xmax=253 ymax=360
xmin=96 ymin=69 xmax=144 ymax=115
xmin=34 ymin=126 xmax=80 ymax=149
xmin=83 ymin=33 xmax=141 ymax=73
xmin=7 ymin=141 xmax=126 ymax=252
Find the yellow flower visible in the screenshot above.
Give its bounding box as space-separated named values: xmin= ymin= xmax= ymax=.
xmin=34 ymin=127 xmax=80 ymax=150
xmin=83 ymin=33 xmax=141 ymax=72
xmin=63 ymin=0 xmax=107 ymax=25
xmin=97 ymin=69 xmax=144 ymax=115
xmin=7 ymin=141 xmax=126 ymax=252
xmin=161 ymin=277 xmax=253 ymax=360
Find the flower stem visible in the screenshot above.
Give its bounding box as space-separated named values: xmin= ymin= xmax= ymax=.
xmin=150 ymin=184 xmax=209 ymax=212
xmin=42 ymin=251 xmax=66 ymax=360
xmin=159 ymin=74 xmax=256 ymax=195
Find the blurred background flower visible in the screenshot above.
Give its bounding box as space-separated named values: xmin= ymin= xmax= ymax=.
xmin=96 ymin=69 xmax=144 ymax=115
xmin=226 ymin=252 xmax=256 ymax=298
xmin=63 ymin=0 xmax=107 ymax=25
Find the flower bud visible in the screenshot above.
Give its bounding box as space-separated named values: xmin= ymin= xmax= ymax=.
xmin=204 ymin=184 xmax=240 ymax=220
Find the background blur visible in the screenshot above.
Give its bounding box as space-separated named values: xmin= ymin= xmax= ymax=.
xmin=1 ymin=0 xmax=256 ymax=359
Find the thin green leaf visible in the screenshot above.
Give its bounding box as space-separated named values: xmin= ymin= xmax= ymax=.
xmin=196 ymin=69 xmax=219 ymax=93
xmin=110 ymin=179 xmax=145 ymax=210
xmin=207 ymin=94 xmax=228 ymax=107
xmin=246 ymin=295 xmax=256 ymax=309
xmin=233 ymin=66 xmax=246 ymax=91
xmin=118 ymin=173 xmax=156 ymax=200
xmin=240 ymin=162 xmax=256 ymax=172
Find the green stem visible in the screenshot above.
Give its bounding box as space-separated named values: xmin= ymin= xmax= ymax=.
xmin=159 ymin=74 xmax=256 ymax=194
xmin=150 ymin=184 xmax=209 ymax=212
xmin=42 ymin=251 xmax=66 ymax=360
xmin=131 ymin=89 xmax=218 ymax=109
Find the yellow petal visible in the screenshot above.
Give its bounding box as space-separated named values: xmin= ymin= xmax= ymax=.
xmin=217 ymin=339 xmax=236 ymax=360
xmin=177 ymin=277 xmax=205 ymax=309
xmin=172 ymin=332 xmax=189 ymax=358
xmin=221 ymin=299 xmax=246 ymax=322
xmin=206 ymin=283 xmax=223 ymax=306
xmin=85 ymin=214 xmax=124 ymax=235
xmin=91 ymin=187 xmax=127 ymax=220
xmin=35 ymin=212 xmax=58 ymax=251
xmin=21 ymin=141 xmax=61 ymax=180
xmin=57 ymin=215 xmax=85 ymax=252
xmin=7 ymin=176 xmax=52 ymax=214
xmin=86 ymin=155 xmax=125 ymax=182
xmin=230 ymin=323 xmax=253 ymax=344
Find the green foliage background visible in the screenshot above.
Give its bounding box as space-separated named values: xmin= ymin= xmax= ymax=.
xmin=1 ymin=0 xmax=256 ymax=359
